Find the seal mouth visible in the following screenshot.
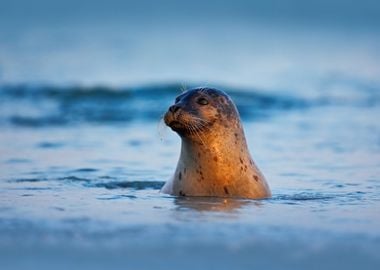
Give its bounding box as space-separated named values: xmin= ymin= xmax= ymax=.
xmin=164 ymin=111 xmax=185 ymax=130
xmin=167 ymin=120 xmax=189 ymax=133
xmin=168 ymin=121 xmax=183 ymax=129
xmin=164 ymin=110 xmax=212 ymax=136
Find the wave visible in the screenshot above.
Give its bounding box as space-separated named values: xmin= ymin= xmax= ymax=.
xmin=88 ymin=180 xmax=165 ymax=190
xmin=10 ymin=176 xmax=165 ymax=190
xmin=0 ymin=82 xmax=378 ymax=127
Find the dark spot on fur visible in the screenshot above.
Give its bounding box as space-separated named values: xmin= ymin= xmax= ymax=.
xmin=197 ymin=152 xmax=201 ymax=158
xmin=253 ymin=175 xmax=259 ymax=181
xmin=234 ymin=133 xmax=238 ymax=138
xmin=213 ymin=156 xmax=218 ymax=162
xmin=179 ymin=190 xmax=186 ymax=196
xmin=249 ymin=160 xmax=253 ymax=165
xmin=219 ymin=97 xmax=227 ymax=104
xmin=224 ymin=186 xmax=229 ymax=195
xmin=239 ymin=157 xmax=243 ymax=164
xmin=178 ymin=172 xmax=182 ymax=180
xmin=209 ymin=92 xmax=218 ymax=98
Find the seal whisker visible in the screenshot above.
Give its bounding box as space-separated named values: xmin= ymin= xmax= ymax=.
xmin=189 ymin=124 xmax=206 ymax=146
xmin=193 ymin=119 xmax=212 ymax=132
xmin=180 ymin=83 xmax=187 ymax=93
xmin=186 ymin=124 xmax=194 ymax=137
xmin=194 ymin=123 xmax=210 ymax=146
xmin=184 ymin=116 xmax=208 ymax=131
xmin=189 ymin=115 xmax=211 ymax=127
xmin=198 ymin=87 xmax=207 ymax=95
xmin=188 ymin=122 xmax=206 ymax=146
xmin=157 ymin=116 xmax=168 ymax=141
xmin=184 ymin=123 xmax=194 ymax=139
xmin=194 ymin=118 xmax=210 ymax=127
xmin=192 ymin=116 xmax=210 ymax=124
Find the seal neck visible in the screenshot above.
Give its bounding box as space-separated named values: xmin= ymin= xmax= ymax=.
xmin=180 ymin=123 xmax=251 ymax=168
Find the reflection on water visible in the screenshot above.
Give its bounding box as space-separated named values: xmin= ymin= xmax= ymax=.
xmin=174 ymin=197 xmax=257 ymax=212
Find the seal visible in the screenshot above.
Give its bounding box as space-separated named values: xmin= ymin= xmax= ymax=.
xmin=161 ymin=87 xmax=271 ymax=199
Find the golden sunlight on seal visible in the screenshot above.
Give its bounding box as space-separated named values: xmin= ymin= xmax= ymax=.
xmin=161 ymin=87 xmax=271 ymax=199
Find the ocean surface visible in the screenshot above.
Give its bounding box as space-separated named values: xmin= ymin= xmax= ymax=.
xmin=1 ymin=1 xmax=380 ymax=269
xmin=0 ymin=81 xmax=379 ymax=270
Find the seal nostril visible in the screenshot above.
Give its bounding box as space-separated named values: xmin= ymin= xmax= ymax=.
xmin=169 ymin=105 xmax=180 ymax=113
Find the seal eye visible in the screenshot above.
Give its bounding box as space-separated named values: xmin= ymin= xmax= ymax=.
xmin=197 ymin=97 xmax=209 ymax=105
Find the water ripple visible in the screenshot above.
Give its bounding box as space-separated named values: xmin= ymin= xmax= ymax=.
xmin=273 ymin=192 xmax=336 ymax=202
xmin=88 ymin=181 xmax=165 ymax=190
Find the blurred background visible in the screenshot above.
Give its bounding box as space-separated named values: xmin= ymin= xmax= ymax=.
xmin=0 ymin=1 xmax=380 ymax=270
xmin=1 ymin=0 xmax=379 ymax=89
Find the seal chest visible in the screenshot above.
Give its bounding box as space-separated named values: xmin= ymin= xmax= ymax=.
xmin=161 ymin=87 xmax=271 ymax=199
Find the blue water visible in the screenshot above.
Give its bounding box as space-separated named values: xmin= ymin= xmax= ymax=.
xmin=1 ymin=81 xmax=380 ymax=270
xmin=1 ymin=1 xmax=380 ymax=269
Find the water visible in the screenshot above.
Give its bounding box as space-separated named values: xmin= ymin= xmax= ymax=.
xmin=0 ymin=82 xmax=380 ymax=270
xmin=1 ymin=1 xmax=380 ymax=269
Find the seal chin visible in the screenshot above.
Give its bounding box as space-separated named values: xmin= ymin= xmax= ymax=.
xmin=168 ymin=121 xmax=185 ymax=130
xmin=164 ymin=111 xmax=174 ymax=126
xmin=164 ymin=112 xmax=186 ymax=132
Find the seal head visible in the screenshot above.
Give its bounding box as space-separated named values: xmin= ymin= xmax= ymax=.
xmin=161 ymin=87 xmax=271 ymax=199
xmin=164 ymin=88 xmax=235 ymax=136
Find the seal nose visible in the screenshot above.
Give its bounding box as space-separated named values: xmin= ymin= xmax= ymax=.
xmin=169 ymin=104 xmax=180 ymax=113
